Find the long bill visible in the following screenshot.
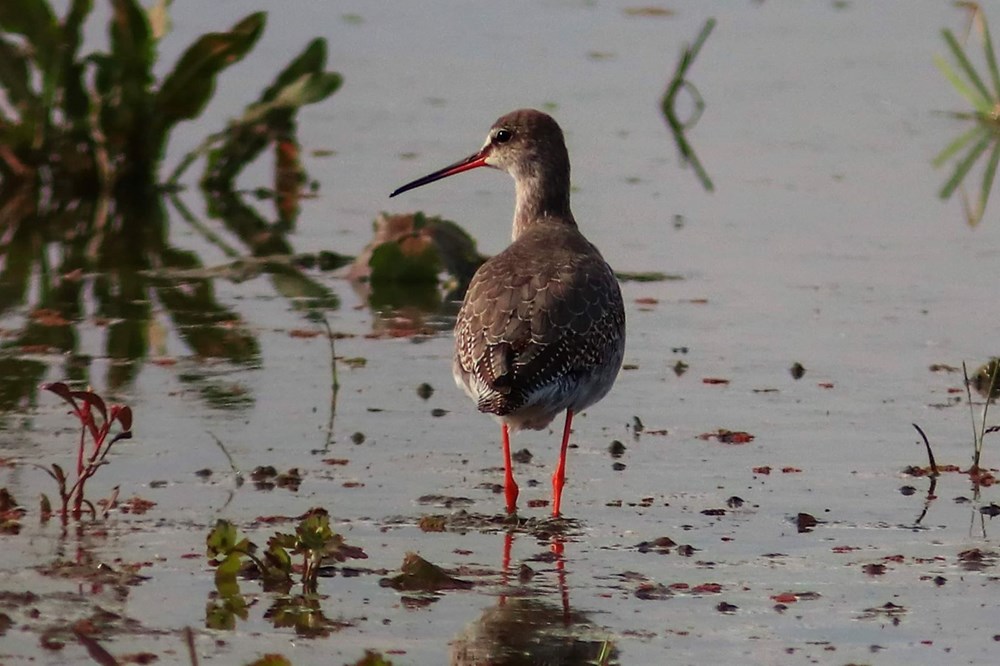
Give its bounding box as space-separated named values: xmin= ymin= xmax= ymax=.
xmin=390 ymin=149 xmax=490 ymax=198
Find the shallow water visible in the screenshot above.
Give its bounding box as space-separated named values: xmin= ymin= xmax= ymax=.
xmin=3 ymin=1 xmax=1000 ymax=665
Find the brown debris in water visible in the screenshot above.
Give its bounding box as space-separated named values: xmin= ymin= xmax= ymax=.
xmin=119 ymin=496 xmax=157 ymax=515
xmin=511 ymin=448 xmax=533 ymax=463
xmin=796 ymin=512 xmax=819 ymax=533
xmin=288 ymin=328 xmax=321 ymax=339
xmin=858 ymin=602 xmax=906 ymax=622
xmin=699 ymin=429 xmax=755 ymax=444
xmin=380 ymin=553 xmax=473 ymax=592
xmin=635 ymin=536 xmax=677 ymax=554
xmin=771 ymin=591 xmax=820 ymax=604
xmin=419 ymin=515 xmax=447 ymax=532
xmin=623 ymin=8 xmax=675 ymax=18
xmin=416 ymin=495 xmax=474 ymax=508
xmin=957 ymin=548 xmax=997 ymax=571
xmin=634 ymin=582 xmax=673 ymax=600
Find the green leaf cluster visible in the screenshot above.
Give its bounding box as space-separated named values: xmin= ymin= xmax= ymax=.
xmin=934 ymin=15 xmax=1000 ymax=225
xmin=0 ymin=1 xmax=341 ymax=198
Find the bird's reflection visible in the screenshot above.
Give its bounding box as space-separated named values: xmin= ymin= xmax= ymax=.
xmin=450 ymin=531 xmax=618 ymax=665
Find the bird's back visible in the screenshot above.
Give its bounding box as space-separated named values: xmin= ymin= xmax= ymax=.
xmin=453 ymin=220 xmax=625 ymax=431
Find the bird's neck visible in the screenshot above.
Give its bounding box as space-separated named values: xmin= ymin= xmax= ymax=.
xmin=512 ymin=171 xmax=575 ymax=240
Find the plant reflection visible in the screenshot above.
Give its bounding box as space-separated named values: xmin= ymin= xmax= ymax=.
xmin=661 ymin=18 xmax=716 ymax=193
xmin=0 ymin=2 xmax=344 ymax=412
xmin=450 ymin=531 xmax=618 ymax=666
xmin=0 ymin=188 xmax=268 ymax=410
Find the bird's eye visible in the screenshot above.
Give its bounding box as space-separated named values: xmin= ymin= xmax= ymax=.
xmin=494 ymin=129 xmax=513 ymax=144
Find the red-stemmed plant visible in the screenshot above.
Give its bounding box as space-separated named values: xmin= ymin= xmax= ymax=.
xmin=41 ymin=382 xmax=133 ymax=521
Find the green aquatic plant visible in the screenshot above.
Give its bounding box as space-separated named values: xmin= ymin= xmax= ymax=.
xmin=933 ymin=6 xmax=1000 ymax=226
xmin=0 ymin=2 xmax=343 ymax=413
xmin=40 ymin=382 xmax=133 ymax=522
xmin=206 ymin=510 xmax=367 ymax=631
xmin=351 ymin=212 xmax=485 ymax=312
xmin=0 ymin=1 xmax=340 ymax=198
xmin=0 ymin=0 xmax=262 ymax=196
xmin=170 ymin=37 xmax=342 ymax=196
xmin=964 ymin=359 xmax=1000 ymax=476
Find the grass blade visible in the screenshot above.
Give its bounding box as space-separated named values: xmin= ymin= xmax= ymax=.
xmin=977 ymin=137 xmax=1000 ymax=215
xmin=964 ymin=361 xmax=979 ymax=465
xmin=942 ymin=29 xmax=994 ymax=109
xmin=979 ymin=13 xmax=1000 ymax=101
xmin=935 ymin=54 xmax=992 ymax=114
xmin=912 ymin=423 xmax=939 ymax=475
xmin=939 ymin=129 xmax=993 ymax=199
xmin=933 ymin=123 xmax=986 ymax=167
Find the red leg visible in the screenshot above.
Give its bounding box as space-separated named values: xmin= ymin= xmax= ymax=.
xmin=499 ymin=530 xmax=514 ymax=607
xmin=502 ymin=423 xmax=519 ymax=514
xmin=551 ymin=409 xmax=574 ymax=517
xmin=550 ymin=536 xmax=570 ymax=625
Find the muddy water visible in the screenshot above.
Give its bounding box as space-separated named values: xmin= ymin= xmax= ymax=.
xmin=3 ymin=1 xmax=1000 ymax=665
